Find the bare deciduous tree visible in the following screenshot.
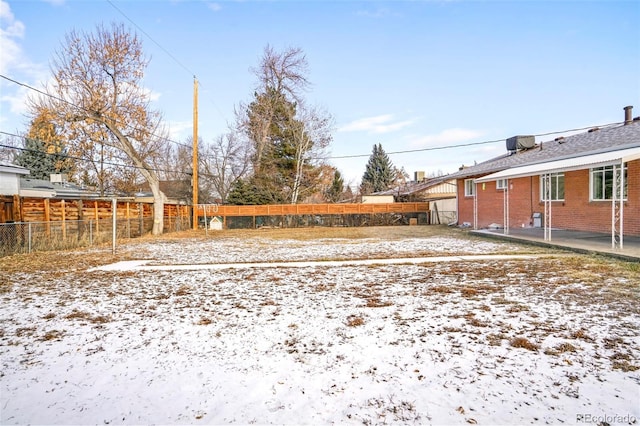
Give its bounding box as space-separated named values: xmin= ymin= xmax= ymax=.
xmin=242 ymin=45 xmax=310 ymax=170
xmin=252 ymin=44 xmax=310 ymax=103
xmin=290 ymin=104 xmax=332 ymax=204
xmin=233 ymin=45 xmax=333 ymax=204
xmin=201 ymin=131 xmax=251 ymax=204
xmin=29 ymin=23 xmax=169 ymax=234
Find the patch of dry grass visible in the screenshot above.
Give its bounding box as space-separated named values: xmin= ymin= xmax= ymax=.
xmin=611 ymin=360 xmax=639 ymax=372
xmin=174 ymin=285 xmax=191 ymax=296
xmin=364 ymin=298 xmax=394 ymax=308
xmin=569 ymin=329 xmax=594 ymax=342
xmin=544 ymin=342 xmax=579 ymax=356
xmin=460 ymin=287 xmax=478 ymax=297
xmin=510 ymin=336 xmax=539 ymax=351
xmin=506 ymin=304 xmax=530 ymax=313
xmin=40 ymin=329 xmax=65 ymax=341
xmin=160 ymin=225 xmax=458 ymax=242
xmin=486 ymin=333 xmax=506 ymax=346
xmin=65 ymin=310 xmax=111 ymax=324
xmin=197 ymin=317 xmax=213 ymax=325
xmin=346 ymin=315 xmax=365 ymax=327
xmin=429 ymin=285 xmax=455 ymax=295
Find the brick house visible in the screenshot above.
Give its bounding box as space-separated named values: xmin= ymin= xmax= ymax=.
xmin=448 ymin=107 xmax=640 ymax=244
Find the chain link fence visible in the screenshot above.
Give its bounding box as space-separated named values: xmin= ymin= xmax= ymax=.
xmin=216 ymin=211 xmax=457 ymax=229
xmin=0 ymin=216 xmax=191 ymax=257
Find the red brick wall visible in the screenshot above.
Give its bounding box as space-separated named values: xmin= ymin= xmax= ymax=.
xmin=457 ymin=159 xmax=640 ymax=235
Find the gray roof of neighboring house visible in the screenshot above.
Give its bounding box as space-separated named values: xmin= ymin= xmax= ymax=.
xmin=374 ymin=175 xmax=456 ymax=197
xmin=20 ymin=178 xmax=100 ymax=199
xmin=0 ymin=161 xmax=30 ymax=175
xmin=448 ymin=121 xmax=640 ymax=180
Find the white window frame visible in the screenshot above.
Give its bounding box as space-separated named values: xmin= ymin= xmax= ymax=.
xmin=590 ymin=164 xmax=627 ymax=201
xmin=464 ymin=179 xmax=475 ymax=197
xmin=540 ymin=172 xmax=565 ymax=201
xmin=496 ymin=179 xmax=508 ymax=190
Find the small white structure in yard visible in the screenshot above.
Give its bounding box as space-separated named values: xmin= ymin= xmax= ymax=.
xmin=0 ymin=162 xmax=30 ymax=195
xmin=209 ymin=217 xmax=223 ymax=230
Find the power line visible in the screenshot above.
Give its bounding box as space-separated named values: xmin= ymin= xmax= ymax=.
xmin=106 ymin=0 xmax=196 ymax=79
xmin=105 ymin=0 xmax=229 ymax=124
xmin=0 ymin=131 xmax=200 ymax=178
xmin=0 ymin=73 xmax=228 ymax=171
xmin=1 ymin=73 xmax=624 ymax=165
xmin=320 ymin=121 xmax=622 ymax=160
xmin=0 ymin=73 xmax=192 ymax=151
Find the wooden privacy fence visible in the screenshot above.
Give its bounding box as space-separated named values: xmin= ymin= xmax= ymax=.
xmin=197 ymin=202 xmax=431 ymax=229
xmin=0 ymin=195 xmax=191 ymax=256
xmin=3 ymin=196 xmax=428 ymax=226
xmin=0 ymin=196 xmax=430 ymax=254
xmin=1 ymin=195 xmax=190 ymax=227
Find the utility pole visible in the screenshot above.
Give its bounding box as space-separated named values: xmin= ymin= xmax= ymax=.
xmin=192 ymin=77 xmax=199 ymax=230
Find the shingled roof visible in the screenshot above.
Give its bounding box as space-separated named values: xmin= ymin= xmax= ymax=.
xmin=448 ymin=120 xmax=640 ymax=180
xmin=374 ymin=175 xmax=456 ymax=197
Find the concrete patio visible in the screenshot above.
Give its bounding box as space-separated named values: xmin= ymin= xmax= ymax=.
xmin=471 ymin=227 xmax=640 ymax=262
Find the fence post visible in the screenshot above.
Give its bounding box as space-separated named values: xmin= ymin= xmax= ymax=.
xmin=112 ymin=198 xmax=117 ymax=255
xmin=61 ymin=199 xmax=67 ymax=240
xmin=28 ymin=222 xmax=32 ymax=253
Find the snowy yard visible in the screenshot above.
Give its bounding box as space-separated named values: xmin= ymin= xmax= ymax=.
xmin=1 ymin=227 xmax=639 ymax=425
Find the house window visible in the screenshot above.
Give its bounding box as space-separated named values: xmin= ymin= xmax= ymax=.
xmin=464 ymin=179 xmax=475 ymax=197
xmin=496 ymin=179 xmax=508 ymax=190
xmin=540 ymin=173 xmax=565 ymax=201
xmin=591 ymin=164 xmax=627 ymax=201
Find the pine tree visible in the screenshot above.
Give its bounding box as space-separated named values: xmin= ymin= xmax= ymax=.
xmin=325 ymin=170 xmax=344 ymax=202
xmin=15 ymin=110 xmax=73 ymax=180
xmin=15 ymin=137 xmax=71 ymax=180
xmin=236 ymin=46 xmax=332 ymax=205
xmin=360 ymin=143 xmax=396 ymax=194
xmin=226 ymin=178 xmax=279 ymax=205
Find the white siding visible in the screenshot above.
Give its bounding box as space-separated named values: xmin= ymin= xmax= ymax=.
xmin=0 ymin=171 xmax=20 ymax=195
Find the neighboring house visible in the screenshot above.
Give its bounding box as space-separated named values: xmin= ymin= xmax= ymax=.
xmin=0 ymin=161 xmax=30 ymax=196
xmin=374 ymin=173 xmax=458 ymax=224
xmin=0 ymin=162 xmax=30 ymax=223
xmin=19 ymin=176 xmax=100 ymax=199
xmin=448 ymin=106 xmax=640 ymax=242
xmin=362 ymin=195 xmax=395 ymax=204
xmin=133 ymin=180 xmax=191 ymax=205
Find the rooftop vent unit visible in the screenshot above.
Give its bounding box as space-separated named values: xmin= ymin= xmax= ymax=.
xmin=506 ymin=135 xmax=535 ymax=152
xmin=50 ymin=173 xmax=68 ymax=183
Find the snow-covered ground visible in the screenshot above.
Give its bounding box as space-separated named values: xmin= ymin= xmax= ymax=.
xmin=1 ymin=233 xmax=639 ymax=425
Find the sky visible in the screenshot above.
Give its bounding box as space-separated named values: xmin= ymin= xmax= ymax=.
xmin=1 ymin=0 xmax=639 ymax=187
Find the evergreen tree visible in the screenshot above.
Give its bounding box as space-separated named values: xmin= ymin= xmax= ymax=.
xmin=15 ymin=137 xmax=71 ymax=180
xmin=15 ymin=110 xmax=73 ymax=180
xmin=226 ymin=178 xmax=281 ymax=205
xmin=235 ymin=46 xmax=332 ymax=205
xmin=325 ymin=170 xmax=344 ymax=202
xmin=360 ymin=143 xmax=396 ymax=194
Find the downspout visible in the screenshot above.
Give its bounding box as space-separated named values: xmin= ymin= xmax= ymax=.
xmin=473 ymin=180 xmax=478 ymax=230
xmin=455 ymin=181 xmax=460 ymax=225
xmin=530 ymin=176 xmax=534 ymax=226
